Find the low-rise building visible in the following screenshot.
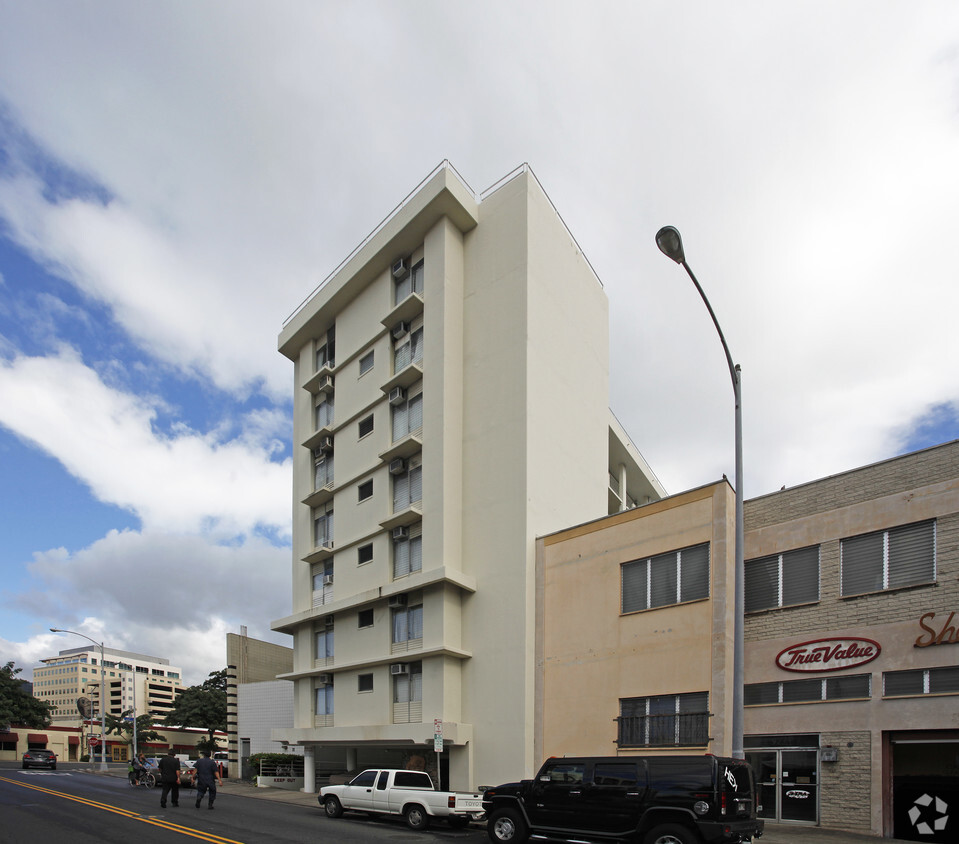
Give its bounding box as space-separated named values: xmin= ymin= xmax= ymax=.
xmin=537 ymin=440 xmax=959 ymax=843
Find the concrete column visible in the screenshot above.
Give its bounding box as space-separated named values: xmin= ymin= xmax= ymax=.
xmin=346 ymin=747 xmax=357 ymax=772
xmin=302 ymin=745 xmax=315 ymax=793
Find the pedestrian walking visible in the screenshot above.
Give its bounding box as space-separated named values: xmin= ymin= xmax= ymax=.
xmin=158 ymin=748 xmax=181 ymax=808
xmin=194 ymin=750 xmax=223 ymax=810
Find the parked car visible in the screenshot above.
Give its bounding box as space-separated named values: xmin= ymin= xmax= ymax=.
xmin=22 ymin=749 xmax=57 ymax=770
xmin=178 ymin=760 xmax=197 ymax=788
xmin=320 ymin=768 xmax=484 ymax=831
xmin=482 ymin=754 xmax=764 ymax=844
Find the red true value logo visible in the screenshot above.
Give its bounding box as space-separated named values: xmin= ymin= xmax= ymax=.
xmin=775 ymin=637 xmax=881 ymax=673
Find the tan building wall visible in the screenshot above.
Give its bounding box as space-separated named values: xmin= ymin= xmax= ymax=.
xmin=537 ymin=481 xmax=736 ymax=759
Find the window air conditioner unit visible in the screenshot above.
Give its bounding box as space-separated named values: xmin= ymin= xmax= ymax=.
xmin=389 ymin=386 xmax=406 ymax=406
xmin=318 ymin=435 xmax=334 ymax=453
xmin=392 ymin=526 xmax=409 ymax=541
xmin=391 ymin=258 xmax=407 ymax=278
xmin=390 ymin=664 xmax=409 ymax=676
xmin=389 ymin=458 xmax=406 ymax=475
xmin=388 ymin=594 xmax=407 ymax=608
xmin=317 ymin=674 xmax=333 ymax=685
xmin=392 ymin=321 xmax=410 ymax=340
xmin=317 ymin=373 xmax=333 ymax=392
xmin=322 ymin=574 xmax=334 ymax=586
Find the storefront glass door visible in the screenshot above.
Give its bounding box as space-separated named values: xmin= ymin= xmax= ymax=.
xmin=748 ymin=749 xmax=819 ymax=823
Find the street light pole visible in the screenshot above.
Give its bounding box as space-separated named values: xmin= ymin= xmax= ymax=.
xmin=50 ymin=627 xmax=109 ymax=771
xmin=655 ymin=226 xmax=745 ymax=760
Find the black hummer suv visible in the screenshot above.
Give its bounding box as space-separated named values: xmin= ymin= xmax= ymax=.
xmin=482 ymin=755 xmax=763 ymax=844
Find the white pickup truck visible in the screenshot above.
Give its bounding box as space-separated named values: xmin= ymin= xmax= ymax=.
xmin=319 ymin=767 xmax=484 ymax=830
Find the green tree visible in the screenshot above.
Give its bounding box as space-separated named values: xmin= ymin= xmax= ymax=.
xmin=0 ymin=661 xmax=54 ymax=729
xmin=163 ymin=669 xmax=227 ymax=747
xmin=104 ymin=711 xmax=164 ymax=748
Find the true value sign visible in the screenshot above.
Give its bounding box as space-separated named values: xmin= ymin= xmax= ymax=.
xmin=776 ymin=637 xmax=881 ymax=673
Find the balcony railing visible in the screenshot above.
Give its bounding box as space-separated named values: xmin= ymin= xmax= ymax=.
xmin=615 ymin=711 xmax=711 ymax=748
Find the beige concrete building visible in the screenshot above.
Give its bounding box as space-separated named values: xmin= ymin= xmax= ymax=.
xmin=271 ymin=162 xmax=664 ymax=791
xmin=538 ymin=440 xmax=959 ymax=842
xmin=34 ymin=646 xmax=182 ymax=725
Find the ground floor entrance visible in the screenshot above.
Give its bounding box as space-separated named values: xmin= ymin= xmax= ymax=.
xmin=746 ymin=735 xmax=819 ymax=825
xmin=888 ymin=732 xmax=959 ymax=843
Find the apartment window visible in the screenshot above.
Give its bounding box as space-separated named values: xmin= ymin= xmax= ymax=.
xmin=358 ymin=673 xmax=373 ymax=693
xmin=314 ymin=453 xmax=334 ymax=490
xmin=312 ymin=562 xmax=333 ymax=607
xmin=621 ymin=543 xmax=709 ymax=613
xmin=358 ymin=414 xmax=374 ymax=439
xmin=314 ymin=396 xmax=334 ymax=431
xmin=394 ymin=316 xmax=424 ymax=372
xmin=391 ymin=383 xmax=423 ymax=441
xmin=745 ymin=545 xmax=819 ymax=612
xmin=358 ymin=609 xmax=374 ymax=628
xmin=394 ymin=260 xmax=424 ymax=304
xmin=316 ymin=327 xmax=335 ymax=370
xmin=315 ymin=684 xmax=334 ymax=716
xmin=745 ymin=674 xmax=871 ymax=705
xmin=393 ymin=661 xmax=422 ymax=724
xmin=315 ymin=623 xmax=334 ymax=662
xmin=358 ymin=479 xmax=373 ymax=502
xmin=884 ymin=666 xmax=959 ymax=697
xmin=313 ymin=504 xmax=333 ymax=548
xmin=393 ymin=523 xmax=423 ymax=578
xmin=357 ymin=543 xmax=373 ymax=565
xmin=392 ymin=603 xmax=424 ymax=650
xmin=359 ymin=350 xmax=374 ymax=375
xmin=392 ymin=455 xmax=422 ymax=511
xmin=841 ymin=519 xmax=935 ymax=596
xmin=617 ymin=692 xmax=709 ymax=747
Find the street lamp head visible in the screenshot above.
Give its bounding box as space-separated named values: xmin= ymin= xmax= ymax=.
xmin=655 ymin=225 xmax=686 ymax=265
xmin=50 ymin=628 xmax=62 ymax=633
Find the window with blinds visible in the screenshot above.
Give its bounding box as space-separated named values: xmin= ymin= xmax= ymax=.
xmin=391 ymin=381 xmax=423 ymax=441
xmin=621 ymin=543 xmax=709 ymax=613
xmin=841 ymin=520 xmax=935 ymax=596
xmin=393 ymin=455 xmax=422 ymax=512
xmin=745 ymin=545 xmax=820 ymax=612
xmin=393 ymin=661 xmax=423 ymax=724
xmin=394 ymin=260 xmax=424 ymax=305
xmin=394 ymin=315 xmax=424 ymax=372
xmin=884 ymin=665 xmax=959 ymax=697
xmin=392 ymin=603 xmax=423 ymax=651
xmin=393 ymin=522 xmax=423 ymax=578
xmin=745 ymin=674 xmax=871 ymax=705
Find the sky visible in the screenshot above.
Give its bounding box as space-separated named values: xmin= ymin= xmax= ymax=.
xmin=1 ymin=1 xmax=958 ymax=685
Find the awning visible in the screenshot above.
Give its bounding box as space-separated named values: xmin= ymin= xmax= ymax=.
xmin=68 ymin=736 xmax=80 ymax=745
xmin=0 ymin=732 xmax=18 ymax=743
xmin=27 ymin=733 xmax=48 ymax=743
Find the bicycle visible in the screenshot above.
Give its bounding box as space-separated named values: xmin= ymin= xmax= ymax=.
xmin=131 ymin=770 xmax=156 ymax=788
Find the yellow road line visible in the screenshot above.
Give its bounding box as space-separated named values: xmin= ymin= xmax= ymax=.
xmin=0 ymin=776 xmax=245 ymax=844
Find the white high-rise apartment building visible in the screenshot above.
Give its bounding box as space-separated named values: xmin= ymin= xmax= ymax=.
xmin=272 ymin=163 xmax=663 ymax=790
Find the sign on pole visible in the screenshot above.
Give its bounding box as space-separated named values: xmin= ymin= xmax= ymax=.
xmin=433 ymin=718 xmax=443 ymax=753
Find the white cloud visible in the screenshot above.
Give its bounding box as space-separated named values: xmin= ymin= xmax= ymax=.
xmin=4 ymin=530 xmax=291 ymax=685
xmin=0 ymin=348 xmax=291 ymax=536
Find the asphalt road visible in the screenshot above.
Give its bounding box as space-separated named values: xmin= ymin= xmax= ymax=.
xmin=0 ymin=761 xmax=486 ymax=844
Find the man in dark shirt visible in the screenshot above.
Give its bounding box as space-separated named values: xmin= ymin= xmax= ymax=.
xmin=194 ymin=750 xmax=223 ymax=809
xmin=158 ymin=748 xmax=181 ymax=808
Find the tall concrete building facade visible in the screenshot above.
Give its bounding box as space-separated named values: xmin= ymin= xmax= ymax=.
xmin=34 ymin=646 xmax=182 ymax=724
xmin=272 ymin=162 xmax=663 ymax=790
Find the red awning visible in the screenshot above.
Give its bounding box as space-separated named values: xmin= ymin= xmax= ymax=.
xmin=68 ymin=736 xmax=80 ymax=745
xmin=27 ymin=733 xmax=48 ymax=743
xmin=0 ymin=732 xmax=17 ymax=743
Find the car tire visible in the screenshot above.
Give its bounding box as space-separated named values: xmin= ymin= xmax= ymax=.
xmin=324 ymin=796 xmax=343 ymax=818
xmin=644 ymin=823 xmax=700 ymax=844
xmin=50 ymin=765 xmax=56 ymax=770
xmin=405 ymin=805 xmax=431 ymax=831
xmin=22 ymin=763 xmax=28 ymax=769
xmin=487 ymin=808 xmax=529 ymax=843
xmin=448 ymin=815 xmax=470 ymax=829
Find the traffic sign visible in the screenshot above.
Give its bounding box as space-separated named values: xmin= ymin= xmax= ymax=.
xmin=89 ymin=737 xmax=99 ymax=747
